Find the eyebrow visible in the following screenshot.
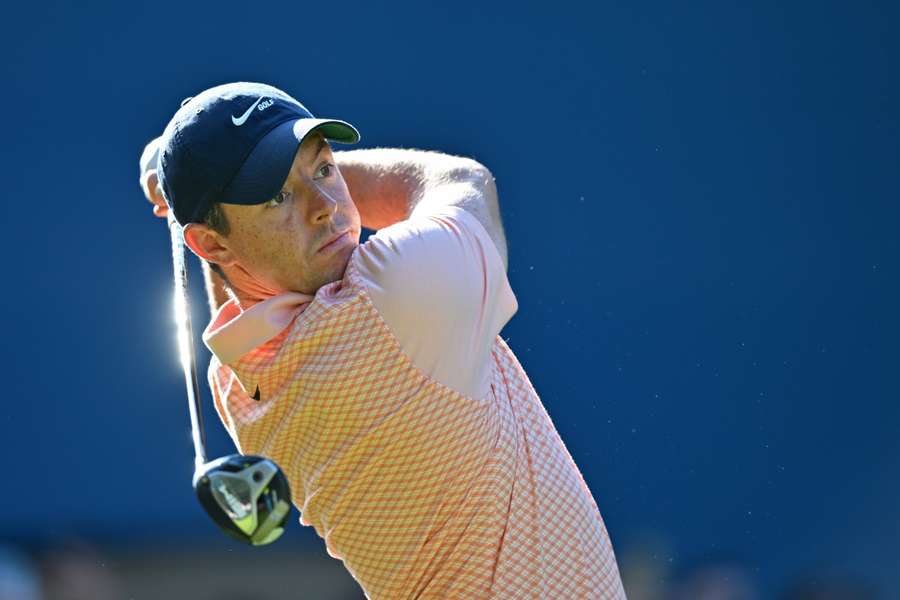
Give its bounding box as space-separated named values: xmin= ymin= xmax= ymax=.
xmin=310 ymin=136 xmax=329 ymax=161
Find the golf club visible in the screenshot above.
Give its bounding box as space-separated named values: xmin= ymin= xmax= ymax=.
xmin=168 ymin=214 xmax=292 ymax=546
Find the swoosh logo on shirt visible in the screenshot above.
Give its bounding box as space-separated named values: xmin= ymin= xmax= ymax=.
xmin=231 ymin=97 xmax=264 ymax=126
xmin=252 ymin=385 xmax=261 ymax=401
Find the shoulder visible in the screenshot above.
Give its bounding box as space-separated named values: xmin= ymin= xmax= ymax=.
xmin=348 ymin=205 xmax=518 ymax=398
xmin=352 ymin=205 xmax=511 ymax=316
xmin=354 ymin=205 xmax=502 ymax=283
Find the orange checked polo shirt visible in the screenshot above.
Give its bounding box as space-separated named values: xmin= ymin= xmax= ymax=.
xmin=203 ymin=205 xmax=626 ymax=599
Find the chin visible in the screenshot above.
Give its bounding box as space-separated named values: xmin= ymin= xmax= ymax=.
xmin=304 ymin=257 xmax=352 ymax=294
xmin=328 ymin=257 xmax=352 ymax=286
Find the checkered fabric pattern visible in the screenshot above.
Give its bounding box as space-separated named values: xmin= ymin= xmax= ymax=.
xmin=208 ymin=257 xmax=625 ymax=599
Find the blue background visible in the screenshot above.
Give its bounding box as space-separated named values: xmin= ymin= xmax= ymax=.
xmin=1 ymin=0 xmax=897 ymax=596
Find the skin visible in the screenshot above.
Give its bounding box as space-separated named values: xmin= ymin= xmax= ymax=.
xmin=142 ymin=133 xmax=507 ymax=312
xmin=184 ymin=133 xmax=362 ymax=305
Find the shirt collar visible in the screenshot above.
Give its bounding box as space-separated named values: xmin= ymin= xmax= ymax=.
xmin=202 ymin=292 xmax=314 ymax=364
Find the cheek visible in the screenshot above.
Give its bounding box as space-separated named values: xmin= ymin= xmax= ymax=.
xmin=268 ymin=221 xmax=318 ymax=273
xmin=337 ymin=192 xmax=360 ymax=226
xmin=348 ymin=196 xmax=361 ymax=220
xmin=263 ymin=225 xmax=307 ymax=262
xmin=234 ymin=221 xmax=301 ymax=272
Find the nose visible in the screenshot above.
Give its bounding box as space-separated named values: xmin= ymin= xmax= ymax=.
xmin=308 ymin=181 xmax=338 ymax=224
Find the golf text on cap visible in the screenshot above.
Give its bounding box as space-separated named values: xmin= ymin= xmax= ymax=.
xmin=231 ymin=96 xmax=275 ymax=126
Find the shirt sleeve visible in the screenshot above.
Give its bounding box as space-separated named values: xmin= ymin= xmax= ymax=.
xmin=352 ymin=205 xmax=517 ymax=399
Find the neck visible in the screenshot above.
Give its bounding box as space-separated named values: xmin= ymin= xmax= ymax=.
xmin=222 ymin=262 xmax=282 ymax=310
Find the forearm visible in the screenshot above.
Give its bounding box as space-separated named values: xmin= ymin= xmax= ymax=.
xmin=335 ymin=148 xmax=491 ymax=229
xmin=335 ymin=147 xmax=508 ymax=268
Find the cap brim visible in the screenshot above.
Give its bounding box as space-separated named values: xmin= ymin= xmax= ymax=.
xmin=221 ymin=118 xmax=360 ymax=205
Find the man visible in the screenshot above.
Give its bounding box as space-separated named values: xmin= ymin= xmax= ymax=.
xmin=145 ymin=82 xmax=626 ymax=598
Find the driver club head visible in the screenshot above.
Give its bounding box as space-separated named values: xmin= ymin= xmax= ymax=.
xmin=193 ymin=454 xmax=292 ymax=546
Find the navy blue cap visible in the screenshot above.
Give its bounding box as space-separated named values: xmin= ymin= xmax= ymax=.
xmin=157 ymin=82 xmax=360 ymax=225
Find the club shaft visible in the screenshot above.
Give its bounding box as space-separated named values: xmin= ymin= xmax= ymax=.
xmin=169 ymin=216 xmax=208 ymax=468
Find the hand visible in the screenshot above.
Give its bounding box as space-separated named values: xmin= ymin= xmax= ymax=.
xmin=140 ymin=169 xmax=169 ymax=219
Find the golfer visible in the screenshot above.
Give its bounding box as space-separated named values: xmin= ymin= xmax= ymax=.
xmin=148 ymin=82 xmax=626 ymax=599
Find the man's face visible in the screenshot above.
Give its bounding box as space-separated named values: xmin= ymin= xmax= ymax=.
xmin=217 ymin=133 xmax=361 ymax=295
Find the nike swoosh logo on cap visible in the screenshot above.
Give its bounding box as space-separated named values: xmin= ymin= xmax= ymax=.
xmin=232 ymin=97 xmax=264 ymax=126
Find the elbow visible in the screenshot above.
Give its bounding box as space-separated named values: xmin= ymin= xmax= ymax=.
xmin=444 ymin=157 xmax=494 ymax=189
xmin=467 ymin=160 xmax=495 ymax=193
xmin=464 ymin=161 xmax=499 ymax=206
xmin=464 ymin=158 xmax=493 ymax=180
xmin=471 ymin=161 xmax=498 ymax=206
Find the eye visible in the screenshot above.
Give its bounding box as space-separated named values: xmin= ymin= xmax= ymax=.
xmin=265 ymin=189 xmax=290 ymax=208
xmin=314 ymin=163 xmax=334 ymax=179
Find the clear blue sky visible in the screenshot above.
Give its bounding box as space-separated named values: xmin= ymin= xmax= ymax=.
xmin=1 ymin=0 xmax=897 ymax=595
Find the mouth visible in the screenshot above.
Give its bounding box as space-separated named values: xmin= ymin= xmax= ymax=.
xmin=317 ymin=230 xmax=351 ymax=254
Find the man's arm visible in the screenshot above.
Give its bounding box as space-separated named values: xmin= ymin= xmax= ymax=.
xmin=335 ymin=148 xmax=508 ymax=269
xmin=203 ymin=148 xmax=508 ymax=313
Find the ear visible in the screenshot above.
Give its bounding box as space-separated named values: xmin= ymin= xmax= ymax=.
xmin=183 ymin=223 xmax=237 ymax=266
